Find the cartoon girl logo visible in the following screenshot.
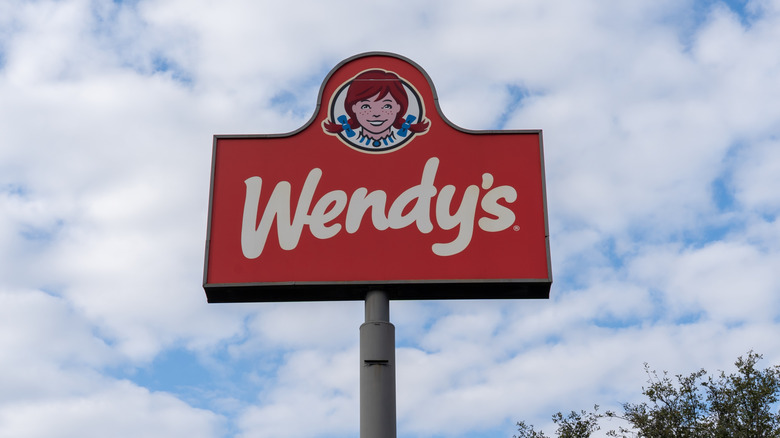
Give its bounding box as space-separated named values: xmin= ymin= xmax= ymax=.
xmin=323 ymin=69 xmax=430 ymax=153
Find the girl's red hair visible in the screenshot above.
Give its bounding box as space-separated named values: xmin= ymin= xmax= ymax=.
xmin=324 ymin=70 xmax=429 ymax=134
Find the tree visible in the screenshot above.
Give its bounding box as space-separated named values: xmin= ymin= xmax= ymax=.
xmin=608 ymin=366 xmax=710 ymax=437
xmin=515 ymin=352 xmax=780 ymax=438
xmin=705 ymin=353 xmax=780 ymax=438
xmin=515 ymin=408 xmax=602 ymax=438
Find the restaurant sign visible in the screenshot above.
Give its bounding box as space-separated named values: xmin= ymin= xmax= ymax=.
xmin=203 ymin=52 xmax=551 ymax=302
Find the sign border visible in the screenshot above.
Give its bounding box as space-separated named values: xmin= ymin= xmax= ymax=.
xmin=203 ymin=52 xmax=552 ymax=302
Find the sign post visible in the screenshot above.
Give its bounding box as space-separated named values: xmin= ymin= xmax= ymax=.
xmin=360 ymin=290 xmax=396 ymax=438
xmin=203 ymin=52 xmax=552 ymax=437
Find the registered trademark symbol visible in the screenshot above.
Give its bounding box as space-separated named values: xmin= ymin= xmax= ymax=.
xmin=513 ymin=225 xmax=520 ymax=231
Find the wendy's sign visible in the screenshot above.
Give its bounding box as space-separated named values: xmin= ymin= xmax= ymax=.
xmin=203 ymin=52 xmax=551 ymax=302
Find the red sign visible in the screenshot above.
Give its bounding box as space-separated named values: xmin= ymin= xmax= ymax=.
xmin=203 ymin=53 xmax=551 ymax=302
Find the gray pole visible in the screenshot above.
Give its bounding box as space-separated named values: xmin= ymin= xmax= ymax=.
xmin=360 ymin=290 xmax=396 ymax=438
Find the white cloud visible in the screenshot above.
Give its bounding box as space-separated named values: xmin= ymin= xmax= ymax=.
xmin=2 ymin=0 xmax=780 ymax=437
xmin=236 ymin=347 xmax=359 ymax=438
xmin=630 ymin=239 xmax=780 ymax=324
xmin=0 ymin=381 xmax=224 ymax=438
xmin=0 ymin=289 xmax=115 ymax=401
xmin=0 ymin=288 xmax=224 ymax=438
xmin=733 ymin=137 xmax=780 ymax=214
xmin=231 ymin=301 xmax=363 ymax=354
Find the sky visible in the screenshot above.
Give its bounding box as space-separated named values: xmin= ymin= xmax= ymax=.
xmin=1 ymin=0 xmax=779 ymax=437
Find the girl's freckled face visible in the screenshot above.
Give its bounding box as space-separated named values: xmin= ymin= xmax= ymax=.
xmin=352 ymin=92 xmax=401 ymax=135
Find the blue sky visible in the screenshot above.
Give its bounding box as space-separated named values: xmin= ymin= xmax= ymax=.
xmin=1 ymin=0 xmax=780 ymax=437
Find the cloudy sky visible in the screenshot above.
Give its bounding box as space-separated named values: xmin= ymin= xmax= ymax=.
xmin=2 ymin=0 xmax=780 ymax=437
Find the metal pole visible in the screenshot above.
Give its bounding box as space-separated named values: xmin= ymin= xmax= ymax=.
xmin=360 ymin=290 xmax=396 ymax=438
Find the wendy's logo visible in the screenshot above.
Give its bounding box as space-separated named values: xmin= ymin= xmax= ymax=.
xmin=323 ymin=69 xmax=430 ymax=153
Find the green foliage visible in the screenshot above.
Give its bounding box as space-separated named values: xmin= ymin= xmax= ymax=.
xmin=515 ymin=408 xmax=602 ymax=438
xmin=705 ymin=352 xmax=780 ymax=438
xmin=516 ymin=352 xmax=780 ymax=438
xmin=607 ymin=366 xmax=710 ymax=437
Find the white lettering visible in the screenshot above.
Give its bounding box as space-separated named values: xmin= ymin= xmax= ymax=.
xmin=310 ymin=190 xmax=347 ymax=239
xmin=240 ymin=169 xmax=321 ymax=258
xmin=478 ymin=173 xmax=517 ymax=232
xmin=432 ymin=185 xmax=479 ymax=256
xmin=387 ymin=157 xmax=438 ymax=233
xmin=345 ymin=188 xmax=389 ymax=233
xmin=239 ymin=157 xmax=519 ymax=258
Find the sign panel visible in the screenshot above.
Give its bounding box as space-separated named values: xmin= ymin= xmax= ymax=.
xmin=204 ymin=52 xmax=551 ymax=302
